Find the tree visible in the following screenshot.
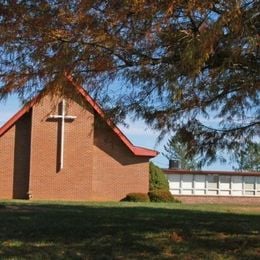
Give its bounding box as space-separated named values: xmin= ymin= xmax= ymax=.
xmin=0 ymin=1 xmax=259 ymax=164
xmin=233 ymin=142 xmax=260 ymax=171
xmin=163 ymin=137 xmax=201 ymax=170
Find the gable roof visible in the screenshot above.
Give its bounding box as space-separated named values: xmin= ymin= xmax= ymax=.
xmin=0 ymin=76 xmax=158 ymax=157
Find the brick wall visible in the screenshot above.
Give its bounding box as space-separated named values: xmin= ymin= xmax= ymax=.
xmin=92 ymin=116 xmax=149 ymax=201
xmin=1 ymin=94 xmax=150 ymax=201
xmin=12 ymin=110 xmax=32 ymax=199
xmin=0 ymin=125 xmax=15 ymax=199
xmin=29 ymin=95 xmax=94 ymax=201
xmin=174 ymin=195 xmax=260 ymax=205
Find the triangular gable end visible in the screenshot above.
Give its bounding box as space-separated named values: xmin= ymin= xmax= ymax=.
xmin=0 ymin=76 xmax=158 ymax=158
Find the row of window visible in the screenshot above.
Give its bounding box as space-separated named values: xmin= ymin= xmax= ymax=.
xmin=167 ymin=174 xmax=260 ymax=196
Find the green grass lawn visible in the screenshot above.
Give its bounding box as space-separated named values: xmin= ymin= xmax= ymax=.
xmin=0 ymin=201 xmax=259 ymax=259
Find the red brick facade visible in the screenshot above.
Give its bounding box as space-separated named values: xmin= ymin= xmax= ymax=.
xmin=0 ymin=86 xmax=156 ymax=201
xmin=92 ymin=116 xmax=149 ymax=200
xmin=174 ymin=195 xmax=260 ymax=205
xmin=0 ymin=125 xmax=15 ymax=199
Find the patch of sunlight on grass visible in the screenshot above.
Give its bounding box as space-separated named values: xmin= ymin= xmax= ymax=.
xmin=33 ymin=242 xmax=55 ymax=247
xmin=2 ymin=240 xmax=23 ymax=247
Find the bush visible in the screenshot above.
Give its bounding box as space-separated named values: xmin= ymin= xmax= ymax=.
xmin=121 ymin=193 xmax=150 ymax=202
xmin=149 ymin=162 xmax=169 ymax=191
xmin=148 ymin=190 xmax=180 ymax=203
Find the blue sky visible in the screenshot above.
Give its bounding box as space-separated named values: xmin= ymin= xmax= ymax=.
xmin=0 ymin=94 xmax=234 ymax=170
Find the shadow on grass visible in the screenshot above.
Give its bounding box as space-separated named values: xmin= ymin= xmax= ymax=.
xmin=0 ymin=202 xmax=259 ymax=259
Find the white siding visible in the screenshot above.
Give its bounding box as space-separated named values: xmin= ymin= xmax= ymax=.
xmin=167 ymin=173 xmax=260 ymax=197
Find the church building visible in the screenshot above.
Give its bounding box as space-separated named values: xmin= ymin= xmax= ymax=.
xmin=0 ymin=77 xmax=158 ymax=201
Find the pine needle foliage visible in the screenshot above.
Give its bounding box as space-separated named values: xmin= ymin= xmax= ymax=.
xmin=233 ymin=142 xmax=260 ymax=171
xmin=0 ymin=1 xmax=259 ymax=163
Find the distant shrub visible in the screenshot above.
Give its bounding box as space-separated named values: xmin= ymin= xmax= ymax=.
xmin=149 ymin=162 xmax=169 ymax=191
xmin=148 ymin=190 xmax=180 ymax=203
xmin=121 ymin=193 xmax=150 ymax=202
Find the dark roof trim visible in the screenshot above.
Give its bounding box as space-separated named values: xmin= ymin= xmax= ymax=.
xmin=163 ymin=169 xmax=260 ymax=177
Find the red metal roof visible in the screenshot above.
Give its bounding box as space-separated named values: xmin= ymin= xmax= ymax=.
xmin=163 ymin=169 xmax=260 ymax=177
xmin=0 ymin=76 xmax=158 ymax=157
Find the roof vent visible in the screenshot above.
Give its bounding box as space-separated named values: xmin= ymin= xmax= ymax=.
xmin=169 ymin=159 xmax=180 ymax=169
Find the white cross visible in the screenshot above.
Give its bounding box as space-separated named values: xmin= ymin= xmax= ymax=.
xmin=49 ymin=99 xmax=76 ymax=170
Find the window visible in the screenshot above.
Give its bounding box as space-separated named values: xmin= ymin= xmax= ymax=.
xmin=231 ymin=176 xmax=243 ymax=196
xmin=194 ymin=175 xmax=206 ymax=195
xmin=168 ymin=174 xmax=180 ymax=194
xmin=244 ymin=176 xmax=255 ymax=196
xmin=257 ymin=177 xmax=260 ymax=196
xmin=182 ymin=174 xmax=193 ymax=194
xmin=207 ymin=175 xmax=218 ymax=195
xmin=219 ymin=176 xmax=231 ymax=195
xmin=166 ymin=173 xmax=260 ymax=197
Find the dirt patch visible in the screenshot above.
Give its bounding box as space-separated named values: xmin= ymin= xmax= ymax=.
xmin=170 ymin=231 xmax=184 ymax=243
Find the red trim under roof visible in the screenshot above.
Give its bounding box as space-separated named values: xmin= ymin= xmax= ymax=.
xmin=163 ymin=169 xmax=260 ymax=177
xmin=0 ymin=77 xmax=158 ymax=157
